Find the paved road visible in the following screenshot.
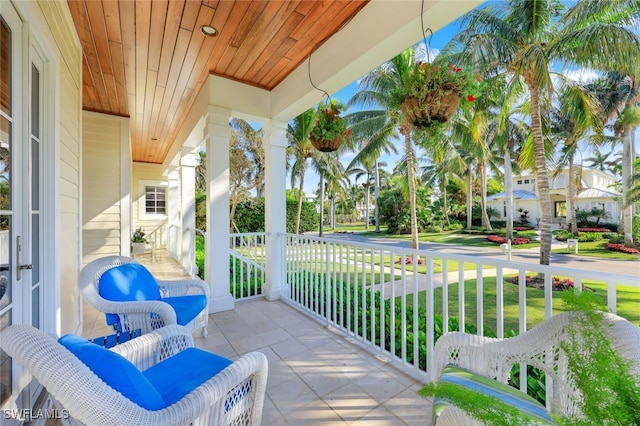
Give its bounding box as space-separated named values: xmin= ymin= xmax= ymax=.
xmin=314 ymin=231 xmax=640 ymax=279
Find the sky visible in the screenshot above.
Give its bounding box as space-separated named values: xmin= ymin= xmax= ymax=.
xmin=298 ymin=5 xmax=640 ymax=196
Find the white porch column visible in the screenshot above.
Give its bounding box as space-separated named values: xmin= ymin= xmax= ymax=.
xmin=167 ymin=170 xmax=181 ymax=260
xmin=264 ymin=120 xmax=288 ymax=301
xmin=206 ymin=106 xmax=235 ymax=312
xmin=180 ymin=152 xmax=197 ymax=274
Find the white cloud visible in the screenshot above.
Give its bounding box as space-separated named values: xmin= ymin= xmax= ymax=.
xmin=563 ymin=68 xmax=599 ymax=83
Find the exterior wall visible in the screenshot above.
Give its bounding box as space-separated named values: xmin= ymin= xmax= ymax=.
xmin=28 ymin=0 xmax=83 ymax=335
xmin=82 ymin=113 xmax=128 ymax=263
xmin=132 ymin=163 xmax=169 ymax=248
xmin=493 ymin=167 xmax=621 ymax=228
xmin=512 ymin=174 xmax=537 ymax=194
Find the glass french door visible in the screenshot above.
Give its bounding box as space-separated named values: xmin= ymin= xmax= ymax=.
xmin=0 ymin=2 xmax=44 ymax=408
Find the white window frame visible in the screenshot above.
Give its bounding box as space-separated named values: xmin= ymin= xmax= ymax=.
xmin=138 ymin=180 xmax=168 ymax=220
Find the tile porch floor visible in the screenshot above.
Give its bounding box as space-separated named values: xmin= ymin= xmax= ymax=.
xmin=82 ymin=250 xmax=433 ymax=425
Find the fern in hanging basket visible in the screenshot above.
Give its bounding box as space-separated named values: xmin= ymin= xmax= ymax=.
xmin=392 ymin=62 xmax=481 ymax=128
xmin=309 ymin=99 xmax=351 ymax=152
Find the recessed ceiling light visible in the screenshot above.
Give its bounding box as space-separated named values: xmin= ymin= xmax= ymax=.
xmin=200 ymin=25 xmax=218 ymax=37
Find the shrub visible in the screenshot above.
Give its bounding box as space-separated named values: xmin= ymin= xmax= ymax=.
xmin=606 ymin=235 xmax=625 ymax=244
xmin=554 ymin=230 xmax=575 ymax=242
xmin=445 ymin=222 xmax=465 ymax=231
xmin=577 ymin=232 xmax=602 ymax=242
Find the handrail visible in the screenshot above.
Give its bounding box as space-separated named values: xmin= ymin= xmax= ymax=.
xmin=189 ymin=228 xmax=206 ymax=278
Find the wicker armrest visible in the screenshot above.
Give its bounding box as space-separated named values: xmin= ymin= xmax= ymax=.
xmin=112 ymin=324 xmax=194 ymax=370
xmin=157 ymin=277 xmax=210 ymax=298
xmin=97 ymin=299 xmax=178 ymax=325
xmin=434 ymin=313 xmax=574 ymax=383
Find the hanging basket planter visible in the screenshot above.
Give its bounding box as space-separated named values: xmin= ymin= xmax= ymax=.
xmin=309 ymin=135 xmax=343 ymax=152
xmin=392 ymin=62 xmax=481 ymax=129
xmin=401 ymin=89 xmax=461 ymax=128
xmin=309 ymin=99 xmax=350 ymax=153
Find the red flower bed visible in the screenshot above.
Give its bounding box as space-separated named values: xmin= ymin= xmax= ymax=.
xmin=606 ymin=243 xmax=640 ymax=255
xmin=395 ymin=256 xmax=425 ymax=265
xmin=487 ymin=235 xmax=530 ymax=245
xmin=513 ymin=227 xmax=531 ymax=231
xmin=578 ymin=228 xmax=610 ymax=233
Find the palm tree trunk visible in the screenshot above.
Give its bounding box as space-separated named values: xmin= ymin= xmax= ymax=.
xmin=568 ymin=154 xmax=578 ymax=234
xmin=466 ymin=165 xmax=473 ymax=230
xmin=296 ymin=174 xmax=305 ymax=234
xmin=527 ymin=80 xmax=552 ymax=266
xmin=479 ymin=163 xmax=492 ymax=231
xmin=622 ymin=124 xmax=634 ymax=246
xmin=443 ymin=177 xmax=450 ymax=227
xmin=504 ymin=144 xmax=514 ymax=241
xmin=403 ymin=125 xmax=419 ymax=249
xmin=365 ymin=181 xmax=370 ymax=230
xmin=374 ymin=161 xmax=380 ymax=232
xmin=319 ymin=174 xmax=325 ymax=237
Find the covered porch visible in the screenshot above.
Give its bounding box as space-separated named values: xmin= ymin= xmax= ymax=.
xmin=82 ymin=249 xmax=430 ymax=425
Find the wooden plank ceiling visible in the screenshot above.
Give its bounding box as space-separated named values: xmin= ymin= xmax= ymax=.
xmin=67 ymin=0 xmax=369 ymax=164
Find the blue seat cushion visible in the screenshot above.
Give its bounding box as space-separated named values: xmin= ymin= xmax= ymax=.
xmin=98 ymin=263 xmax=161 ymax=325
xmin=143 ymin=347 xmax=232 ymax=406
xmin=433 ymin=364 xmax=555 ymax=425
xmin=59 ymin=334 xmax=165 ymax=411
xmin=161 ymin=295 xmax=207 ymax=326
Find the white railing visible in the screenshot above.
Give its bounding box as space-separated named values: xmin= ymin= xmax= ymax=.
xmin=189 ymin=228 xmax=206 ymax=279
xmin=230 ymin=233 xmax=266 ymax=300
xmin=146 ymin=220 xmax=167 ymax=249
xmin=278 ymin=232 xmax=639 ymax=392
xmin=167 ymin=224 xmax=182 ymax=261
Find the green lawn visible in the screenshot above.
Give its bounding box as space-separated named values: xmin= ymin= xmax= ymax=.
xmin=409 ymin=277 xmax=640 ymax=333
xmin=552 ymin=240 xmax=640 ymax=260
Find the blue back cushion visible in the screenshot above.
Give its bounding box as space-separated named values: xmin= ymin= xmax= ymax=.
xmin=143 ymin=348 xmax=232 ymax=406
xmin=59 ymin=334 xmax=166 ymax=410
xmin=98 ymin=263 xmax=161 ymax=325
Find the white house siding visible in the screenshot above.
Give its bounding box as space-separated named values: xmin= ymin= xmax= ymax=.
xmin=32 ymin=0 xmax=83 ymax=335
xmin=132 ymin=163 xmax=169 ymax=248
xmin=82 ymin=113 xmax=127 ymax=263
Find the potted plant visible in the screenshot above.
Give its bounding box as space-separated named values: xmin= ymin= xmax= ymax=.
xmin=392 ymin=62 xmax=481 ymax=128
xmin=131 ymin=227 xmax=148 ymax=256
xmin=309 ymin=99 xmax=351 ymax=152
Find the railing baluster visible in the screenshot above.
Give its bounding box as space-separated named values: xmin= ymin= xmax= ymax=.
xmin=229 ymin=232 xmax=638 ymax=390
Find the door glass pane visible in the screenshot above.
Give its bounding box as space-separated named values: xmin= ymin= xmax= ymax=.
xmin=31 ymin=287 xmax=39 ymax=328
xmin=1 ymin=116 xmax=10 ymax=209
xmin=31 ymin=213 xmax=39 ymax=286
xmin=31 ymin=64 xmax=39 ymax=138
xmin=32 ymin=139 xmax=38 ymax=210
xmin=0 ymin=18 xmax=10 ymax=116
xmin=0 ymin=214 xmax=10 ymax=405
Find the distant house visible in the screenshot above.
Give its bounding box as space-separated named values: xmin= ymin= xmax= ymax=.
xmin=487 ymin=167 xmax=621 ymax=227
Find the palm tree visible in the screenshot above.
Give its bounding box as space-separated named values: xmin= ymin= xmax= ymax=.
xmin=287 ymin=109 xmax=316 ymax=234
xmin=590 ymin=72 xmax=640 ymax=246
xmin=550 ymin=82 xmax=603 ymax=234
xmin=349 ymin=48 xmax=423 ymax=248
xmin=314 ymin=152 xmax=344 ymax=236
xmin=584 ymin=146 xmax=619 ymax=174
xmin=447 ymin=0 xmax=640 ymax=265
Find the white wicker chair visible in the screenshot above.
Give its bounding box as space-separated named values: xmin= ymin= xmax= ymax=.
xmin=79 ymin=255 xmax=209 ymax=336
xmin=432 ymin=312 xmax=640 ymax=425
xmin=0 ymin=324 xmax=268 ymax=426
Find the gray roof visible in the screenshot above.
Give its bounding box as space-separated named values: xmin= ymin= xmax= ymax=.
xmin=577 ymin=188 xmax=620 ymax=199
xmin=487 ymin=190 xmax=538 ymax=201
